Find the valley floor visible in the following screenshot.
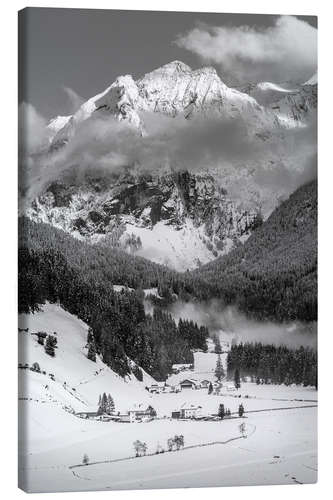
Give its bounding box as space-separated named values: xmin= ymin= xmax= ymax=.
xmin=18 ymin=304 xmax=317 ymax=492
xmin=19 ymin=404 xmax=317 ymax=492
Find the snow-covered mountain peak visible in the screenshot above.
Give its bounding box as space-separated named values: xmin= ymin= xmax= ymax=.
xmin=94 ymin=74 xmax=143 ymax=128
xmin=50 ymin=60 xmax=261 ymax=147
xmin=303 ymin=72 xmax=317 ymax=86
xmin=148 ymin=60 xmax=192 ymax=75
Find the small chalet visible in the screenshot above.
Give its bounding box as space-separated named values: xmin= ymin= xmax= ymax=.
xmin=200 ymin=380 xmax=211 ymax=389
xmin=148 ymin=382 xmax=170 ymax=394
xmin=172 ymin=363 xmax=193 ymax=374
xmin=171 ymin=410 xmax=181 ymax=419
xmin=179 ymin=379 xmax=200 ymax=390
xmin=128 ymin=404 xmax=157 ymax=422
xmin=147 ymin=382 xmax=178 ymax=394
xmin=213 ymin=381 xmax=223 ymax=394
xmin=179 ymin=403 xmax=202 ymax=419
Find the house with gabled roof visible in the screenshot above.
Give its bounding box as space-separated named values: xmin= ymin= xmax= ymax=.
xmin=179 ymin=378 xmax=200 ymax=390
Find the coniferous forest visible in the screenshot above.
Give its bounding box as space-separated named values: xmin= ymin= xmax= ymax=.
xmin=18 ymin=218 xmax=207 ymax=379
xmin=18 ymin=181 xmax=317 ymax=380
xmin=227 ymin=342 xmax=317 ymax=388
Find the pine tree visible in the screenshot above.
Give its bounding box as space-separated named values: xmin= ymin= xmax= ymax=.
xmin=45 ymin=335 xmax=56 ymax=357
xmin=213 ymin=335 xmax=222 ymax=354
xmin=218 ymin=403 xmax=225 ymax=420
xmin=87 ymin=327 xmax=94 ymax=345
xmin=87 ymin=343 xmax=96 ymax=362
xmin=98 ymin=392 xmax=108 ymax=415
xmin=37 ymin=332 xmax=47 ymax=346
xmin=147 ymin=405 xmax=157 ymax=417
xmin=238 ymin=403 xmax=245 ymax=417
xmin=234 ymin=368 xmax=241 ymax=389
xmin=215 ymin=354 xmax=225 ymax=382
xmin=106 ymin=394 xmax=115 ymax=414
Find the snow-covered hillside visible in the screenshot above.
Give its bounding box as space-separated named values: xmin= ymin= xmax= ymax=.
xmin=18 ymin=303 xmax=155 ymax=416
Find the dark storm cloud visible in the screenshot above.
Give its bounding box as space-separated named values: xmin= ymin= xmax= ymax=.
xmin=175 ymin=16 xmax=317 ymax=84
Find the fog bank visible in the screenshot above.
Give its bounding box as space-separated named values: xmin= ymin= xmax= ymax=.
xmin=168 ymin=300 xmax=317 ymax=349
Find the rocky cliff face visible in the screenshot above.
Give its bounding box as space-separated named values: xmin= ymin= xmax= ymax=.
xmin=28 ymin=170 xmax=262 ymax=270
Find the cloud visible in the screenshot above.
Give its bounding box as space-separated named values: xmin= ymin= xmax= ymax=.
xmin=18 ymin=102 xmax=49 ymax=155
xmin=19 ymin=103 xmax=317 ymax=212
xmin=18 ymin=103 xmax=52 ymax=204
xmin=175 ymin=16 xmax=317 ymax=84
xmin=62 ymin=86 xmax=84 ymax=113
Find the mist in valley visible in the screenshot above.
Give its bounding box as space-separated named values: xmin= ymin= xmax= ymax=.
xmin=167 ymin=300 xmax=317 ymax=349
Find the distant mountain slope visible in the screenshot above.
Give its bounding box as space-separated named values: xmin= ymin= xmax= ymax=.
xmin=193 ymin=180 xmax=317 ymax=321
xmin=28 ymin=171 xmax=261 ymax=270
xmin=20 ymin=179 xmax=317 ymax=326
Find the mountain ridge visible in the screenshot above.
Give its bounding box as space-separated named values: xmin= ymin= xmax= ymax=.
xmin=26 ymin=60 xmax=317 ymax=271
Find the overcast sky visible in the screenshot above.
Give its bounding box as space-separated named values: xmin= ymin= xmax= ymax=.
xmin=19 ymin=8 xmax=317 ymax=119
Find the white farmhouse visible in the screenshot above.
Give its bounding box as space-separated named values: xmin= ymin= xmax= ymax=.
xmin=179 ymin=403 xmax=202 ymax=419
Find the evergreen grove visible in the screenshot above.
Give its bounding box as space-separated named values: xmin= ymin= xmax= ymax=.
xmin=227 ymin=342 xmax=317 ymax=387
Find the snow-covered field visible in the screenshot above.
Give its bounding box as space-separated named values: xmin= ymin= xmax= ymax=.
xmin=18 ymin=304 xmax=317 ymax=492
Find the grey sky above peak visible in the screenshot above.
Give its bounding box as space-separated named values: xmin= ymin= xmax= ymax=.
xmin=19 ymin=8 xmax=317 ymax=119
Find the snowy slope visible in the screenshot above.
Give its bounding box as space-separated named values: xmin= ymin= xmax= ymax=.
xmin=121 ymin=219 xmax=234 ymax=270
xmin=303 ymin=72 xmax=317 ymax=85
xmin=18 ymin=303 xmax=155 ymax=414
xmin=47 ymin=115 xmax=71 ymax=136
xmin=241 ymin=81 xmax=299 ymax=106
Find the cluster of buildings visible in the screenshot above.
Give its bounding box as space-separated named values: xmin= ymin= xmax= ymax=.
xmin=146 ymin=378 xmax=231 ymax=394
xmin=76 ymin=404 xmax=157 ymax=423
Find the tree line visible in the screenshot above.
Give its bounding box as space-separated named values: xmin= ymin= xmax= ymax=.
xmin=227 ymin=342 xmax=317 ymax=387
